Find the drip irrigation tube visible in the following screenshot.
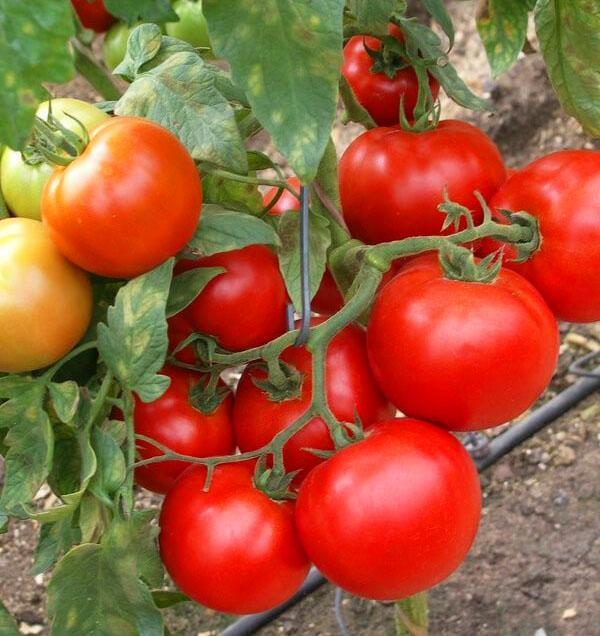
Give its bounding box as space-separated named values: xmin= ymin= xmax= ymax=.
xmin=219 ymin=368 xmax=600 ymax=636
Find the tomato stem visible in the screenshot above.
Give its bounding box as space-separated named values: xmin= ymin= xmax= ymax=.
xmin=71 ymin=37 xmax=123 ymax=102
xmin=395 ymin=592 xmax=429 ymax=636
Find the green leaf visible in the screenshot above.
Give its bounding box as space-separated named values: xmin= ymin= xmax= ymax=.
xmin=0 ymin=599 xmax=19 ymax=636
xmin=347 ymin=0 xmax=396 ymax=33
xmin=48 ymin=516 xmax=164 ymax=636
xmin=399 ymin=18 xmax=489 ymax=111
xmin=78 ymin=492 xmax=104 ymax=544
xmin=167 ymin=267 xmax=225 ymax=317
xmin=421 ymin=0 xmax=455 ymax=48
xmin=115 ymin=26 xmax=247 ymax=172
xmin=49 ymin=381 xmax=80 ymax=424
xmin=88 ymin=426 xmax=127 ymax=506
xmin=98 ymin=261 xmax=174 ymax=403
xmin=152 ymin=591 xmax=189 ymax=609
xmin=534 ymin=0 xmax=600 ymax=136
xmin=33 ymin=514 xmax=80 ymax=575
xmin=0 ymin=374 xmax=34 ymax=399
xmin=0 ymin=509 xmax=7 ymax=534
xmin=203 ymin=0 xmax=344 ymax=182
xmin=202 ymin=172 xmax=264 ymax=215
xmin=0 ymin=0 xmax=75 ymax=149
xmin=104 ymin=0 xmax=177 ymax=23
xmin=278 ymin=210 xmax=331 ymax=313
xmin=477 ymin=0 xmax=529 ymax=76
xmin=189 ymin=205 xmax=280 ymax=256
xmin=0 ymin=389 xmax=53 ymax=514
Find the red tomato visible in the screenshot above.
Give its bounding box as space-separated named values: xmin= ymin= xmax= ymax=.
xmin=342 ymin=35 xmax=440 ymax=126
xmin=339 ymin=120 xmax=506 ymax=244
xmin=71 ymin=0 xmax=115 ymax=32
xmin=311 ymin=269 xmax=344 ymax=315
xmin=167 ymin=313 xmax=197 ymax=365
xmin=42 ymin=117 xmax=202 ymax=279
xmin=367 ymin=255 xmax=559 ymax=430
xmin=234 ymin=321 xmax=394 ymax=483
xmin=296 ymin=418 xmax=481 ymax=600
xmin=479 ymin=150 xmax=600 ymax=323
xmin=159 ymin=462 xmax=310 ymax=613
xmin=263 ymin=176 xmax=301 ymax=216
xmin=177 ymin=245 xmax=288 ymax=351
xmin=134 ymin=365 xmax=234 ymax=493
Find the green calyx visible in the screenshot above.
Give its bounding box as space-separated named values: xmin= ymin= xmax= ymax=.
xmin=439 ymin=243 xmax=502 ymax=284
xmin=497 ymin=209 xmax=541 ymax=262
xmin=254 ymin=463 xmax=298 ymax=501
xmin=32 ymin=107 xmax=89 ymax=167
xmin=365 ymin=36 xmax=408 ymax=79
xmin=188 ymin=372 xmax=230 ymax=415
xmin=251 ymin=359 xmax=304 ymax=402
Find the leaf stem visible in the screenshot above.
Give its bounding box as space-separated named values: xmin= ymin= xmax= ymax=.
xmin=42 ymin=340 xmax=98 ymax=383
xmin=202 ymin=168 xmax=301 ymax=199
xmin=71 ymin=38 xmax=122 ymax=101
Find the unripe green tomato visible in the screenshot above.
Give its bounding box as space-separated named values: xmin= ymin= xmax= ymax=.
xmin=103 ymin=21 xmax=133 ymax=71
xmin=166 ymin=0 xmax=213 ymax=58
xmin=0 ymin=99 xmax=108 ymax=220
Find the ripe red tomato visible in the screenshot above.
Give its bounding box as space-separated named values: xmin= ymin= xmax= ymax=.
xmin=234 ymin=321 xmax=394 ymax=483
xmin=177 ymin=245 xmax=288 ymax=351
xmin=339 ymin=120 xmax=506 ymax=244
xmin=159 ymin=462 xmax=310 ymax=613
xmin=263 ymin=176 xmax=301 ymax=216
xmin=479 ymin=150 xmax=600 ymax=323
xmin=71 ymin=0 xmax=115 ymax=32
xmin=134 ymin=365 xmax=234 ymax=494
xmin=342 ymin=35 xmax=440 ymax=126
xmin=167 ymin=313 xmax=197 ymax=365
xmin=295 ymin=418 xmax=481 ymax=600
xmin=42 ymin=117 xmax=202 ymax=279
xmin=311 ymin=269 xmax=344 ymax=315
xmin=367 ymin=255 xmax=559 ymax=430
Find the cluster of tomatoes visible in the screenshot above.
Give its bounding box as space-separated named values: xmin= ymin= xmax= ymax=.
xmin=1 ymin=11 xmax=599 ymax=619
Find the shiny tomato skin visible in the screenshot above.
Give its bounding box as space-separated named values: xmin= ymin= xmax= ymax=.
xmin=311 ymin=269 xmax=344 ymax=315
xmin=159 ymin=462 xmax=310 ymax=614
xmin=367 ymin=255 xmax=559 ymax=430
xmin=342 ymin=35 xmax=440 ymax=126
xmin=134 ymin=365 xmax=234 ymax=494
xmin=178 ymin=245 xmax=288 ymax=351
xmin=234 ymin=321 xmax=394 ymax=483
xmin=339 ymin=121 xmax=506 ymax=244
xmin=0 ymin=218 xmax=92 ymax=373
xmin=296 ymin=418 xmax=481 ymax=600
xmin=72 ymin=0 xmax=115 ymax=32
xmin=263 ymin=176 xmax=301 ymax=216
xmin=479 ymin=150 xmax=600 ymax=323
xmin=42 ymin=117 xmax=201 ymax=279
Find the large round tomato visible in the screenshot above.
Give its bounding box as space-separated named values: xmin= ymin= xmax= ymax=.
xmin=165 ymin=0 xmax=213 ymax=57
xmin=167 ymin=313 xmax=197 ymax=365
xmin=367 ymin=255 xmax=559 ymax=430
xmin=72 ymin=0 xmax=115 ymax=32
xmin=1 ymin=99 xmax=108 ymax=221
xmin=479 ymin=150 xmax=600 ymax=323
xmin=339 ymin=121 xmax=506 ymax=244
xmin=234 ymin=321 xmax=394 ymax=483
xmin=159 ymin=462 xmax=310 ymax=614
xmin=178 ymin=245 xmax=288 ymax=351
xmin=0 ymin=218 xmax=92 ymax=373
xmin=42 ymin=116 xmax=201 ymax=279
xmin=134 ymin=365 xmax=234 ymax=494
xmin=263 ymin=176 xmax=301 ymax=216
xmin=342 ymin=35 xmax=440 ymax=126
xmin=296 ymin=418 xmax=481 ymax=600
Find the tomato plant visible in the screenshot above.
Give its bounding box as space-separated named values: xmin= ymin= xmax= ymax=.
xmin=133 ymin=365 xmax=234 ymax=493
xmin=159 ymin=463 xmax=310 ymax=613
xmin=0 ymin=99 xmax=108 ymax=220
xmin=479 ymin=150 xmax=600 ymax=323
xmin=367 ymin=254 xmax=560 ymax=430
xmin=234 ymin=321 xmax=393 ymax=483
xmin=42 ymin=116 xmax=202 ymax=278
xmin=0 ymin=218 xmax=92 ymax=372
xmin=339 ymin=120 xmax=506 ymax=244
xmin=342 ymin=34 xmax=440 ymax=126
xmin=296 ymin=418 xmax=482 ymax=600
xmin=71 ymin=0 xmax=115 ymax=32
xmin=0 ymin=0 xmax=597 ymax=633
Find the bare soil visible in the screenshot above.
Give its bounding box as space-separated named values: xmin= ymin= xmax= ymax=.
xmin=1 ymin=3 xmax=599 ymax=635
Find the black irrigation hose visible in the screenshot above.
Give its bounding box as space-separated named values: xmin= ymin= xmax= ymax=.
xmin=219 ymin=369 xmax=600 ymax=636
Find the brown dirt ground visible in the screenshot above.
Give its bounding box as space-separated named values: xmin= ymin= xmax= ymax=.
xmin=1 ymin=2 xmax=599 ymax=635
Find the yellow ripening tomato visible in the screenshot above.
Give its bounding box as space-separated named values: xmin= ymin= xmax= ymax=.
xmin=0 ymin=218 xmax=93 ymax=373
